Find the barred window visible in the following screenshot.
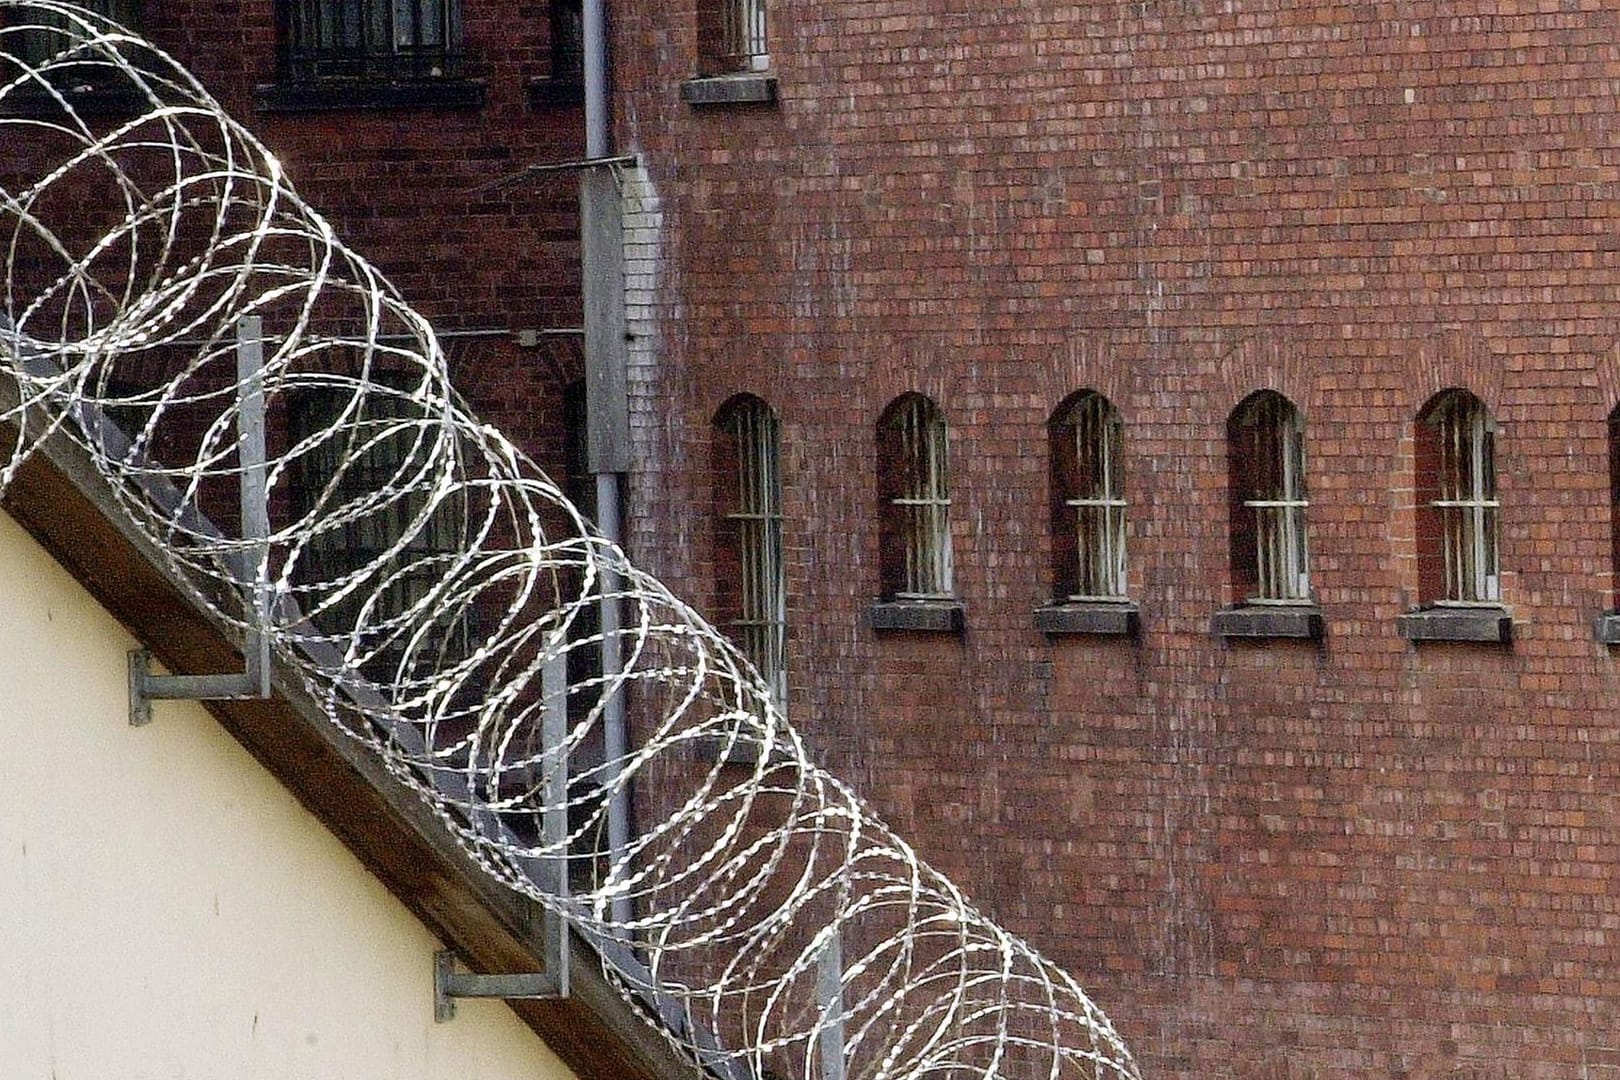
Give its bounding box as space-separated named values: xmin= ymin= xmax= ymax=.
xmin=878 ymin=394 xmax=952 ymax=600
xmin=1050 ymin=391 xmax=1127 ymax=601
xmin=275 ymin=0 xmax=463 ymax=82
xmin=551 ymin=0 xmax=583 ymax=86
xmin=1417 ymin=389 xmax=1500 ymax=604
xmin=1229 ymin=391 xmax=1311 ymax=603
xmin=699 ymin=0 xmax=767 ymax=74
xmin=289 ymin=373 xmax=469 ymax=680
xmin=723 ymin=0 xmax=767 ymax=70
xmin=714 ymin=395 xmax=786 ymax=710
xmin=3 ymin=0 xmax=142 ymax=84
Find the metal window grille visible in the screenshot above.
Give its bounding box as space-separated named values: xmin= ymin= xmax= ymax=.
xmin=719 ymin=0 xmax=767 ymax=70
xmin=722 ymin=398 xmax=786 ymax=712
xmin=1237 ymin=393 xmax=1310 ymax=603
xmin=1065 ymin=394 xmax=1128 ymax=600
xmin=551 ymin=0 xmax=583 ymax=85
xmin=290 ymin=377 xmax=469 ymax=677
xmin=8 ymin=0 xmax=140 ymax=66
xmin=890 ymin=396 xmax=952 ymax=599
xmin=1431 ymin=393 xmax=1500 ymax=604
xmin=278 ymin=0 xmax=461 ymax=81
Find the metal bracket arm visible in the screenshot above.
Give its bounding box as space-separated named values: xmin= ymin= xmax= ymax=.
xmin=128 ymin=315 xmax=273 ymax=726
xmin=128 ymin=645 xmax=270 ymax=725
xmin=434 ymin=950 xmax=564 ymax=1022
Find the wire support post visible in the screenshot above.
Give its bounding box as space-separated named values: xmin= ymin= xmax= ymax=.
xmin=129 ymin=316 xmax=273 ymax=726
xmin=435 ymin=649 xmax=572 ymax=1022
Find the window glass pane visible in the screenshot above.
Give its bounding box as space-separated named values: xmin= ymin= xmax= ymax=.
xmin=290 ymin=374 xmax=469 ymax=681
xmin=280 ymin=0 xmax=458 ymax=79
xmin=721 ymin=398 xmax=785 ymax=712
xmin=1235 ymin=392 xmax=1309 ymax=602
xmin=889 ymin=396 xmax=950 ymax=598
xmin=1064 ymin=393 xmax=1127 ymax=600
xmin=1428 ymin=392 xmax=1499 ymax=603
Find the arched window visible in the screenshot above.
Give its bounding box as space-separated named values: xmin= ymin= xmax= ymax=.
xmin=1050 ymin=391 xmax=1127 ymax=600
xmin=1416 ymin=389 xmax=1499 ymax=604
xmin=713 ymin=395 xmax=786 ymax=708
xmin=1228 ymin=391 xmax=1310 ymax=603
xmin=877 ymin=394 xmax=952 ymax=600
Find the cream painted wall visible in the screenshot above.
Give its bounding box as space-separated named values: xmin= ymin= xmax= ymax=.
xmin=0 ymin=510 xmax=579 ymax=1080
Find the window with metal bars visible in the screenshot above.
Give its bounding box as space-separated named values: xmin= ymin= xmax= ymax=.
xmin=1050 ymin=391 xmax=1127 ymax=601
xmin=550 ymin=0 xmax=583 ymax=86
xmin=289 ymin=373 xmax=470 ymax=681
xmin=698 ymin=0 xmax=767 ymax=73
xmin=877 ymin=394 xmax=952 ymax=601
xmin=1416 ymin=389 xmax=1500 ymax=605
xmin=714 ymin=395 xmax=786 ymax=711
xmin=4 ymin=0 xmax=139 ymax=59
xmin=2 ymin=0 xmax=146 ymax=105
xmin=1228 ymin=391 xmax=1311 ymax=604
xmin=275 ymin=0 xmax=463 ymax=82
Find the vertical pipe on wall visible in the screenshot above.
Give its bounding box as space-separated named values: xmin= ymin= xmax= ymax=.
xmin=580 ymin=0 xmax=632 ymax=931
xmin=582 ymin=0 xmax=607 ymax=161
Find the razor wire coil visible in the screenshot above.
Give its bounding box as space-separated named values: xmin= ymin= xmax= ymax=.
xmin=0 ymin=7 xmax=1140 ymax=1078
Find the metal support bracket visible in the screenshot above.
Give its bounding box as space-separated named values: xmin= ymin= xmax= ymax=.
xmin=129 ymin=316 xmax=273 ymax=726
xmin=434 ymin=948 xmax=565 ymax=1022
xmin=435 ymin=651 xmax=572 ymax=1022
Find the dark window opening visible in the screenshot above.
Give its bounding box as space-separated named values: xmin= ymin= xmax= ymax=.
xmin=1228 ymin=390 xmax=1310 ymax=604
xmin=697 ymin=0 xmax=767 ymax=75
xmin=1050 ymin=391 xmax=1127 ymax=601
xmin=551 ymin=0 xmax=583 ymax=86
xmin=1415 ymin=388 xmax=1499 ymax=605
xmin=877 ymin=393 xmax=951 ymax=601
xmin=288 ymin=372 xmax=471 ymax=685
xmin=1 ymin=0 xmax=149 ymax=112
xmin=713 ymin=394 xmax=786 ymax=713
xmin=275 ymin=0 xmax=464 ymax=82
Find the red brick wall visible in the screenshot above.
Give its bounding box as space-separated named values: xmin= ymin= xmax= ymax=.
xmin=611 ymin=2 xmax=1620 ymax=1075
xmin=139 ymin=0 xmax=588 ymax=451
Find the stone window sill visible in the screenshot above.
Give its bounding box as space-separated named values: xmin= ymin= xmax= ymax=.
xmin=1211 ymin=604 xmax=1324 ymax=640
xmin=255 ymin=78 xmax=486 ymax=113
xmin=693 ymin=732 xmax=785 ymax=765
xmin=679 ymin=72 xmax=778 ymax=106
xmin=867 ymin=599 xmax=965 ymax=634
xmin=1398 ymin=606 xmax=1512 ymax=644
xmin=1034 ymin=602 xmax=1139 ymax=637
xmin=0 ymin=80 xmax=146 ymax=119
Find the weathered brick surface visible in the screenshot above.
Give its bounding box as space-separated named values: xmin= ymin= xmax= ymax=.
xmin=611 ymin=2 xmax=1620 ymax=1075
xmin=133 ymin=0 xmax=586 ymax=440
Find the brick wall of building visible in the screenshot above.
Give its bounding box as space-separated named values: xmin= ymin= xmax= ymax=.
xmin=3 ymin=0 xmax=591 ymax=557
xmin=610 ymin=2 xmax=1620 ymax=1076
xmin=133 ymin=0 xmax=586 ymax=452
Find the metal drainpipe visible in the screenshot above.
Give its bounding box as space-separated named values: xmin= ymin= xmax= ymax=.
xmin=583 ymin=0 xmax=607 ymax=160
xmin=581 ymin=0 xmax=633 ymax=932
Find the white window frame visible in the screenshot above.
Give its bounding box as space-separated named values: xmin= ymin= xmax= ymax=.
xmin=888 ymin=396 xmax=953 ymax=600
xmin=1235 ymin=393 xmax=1311 ymax=604
xmin=1063 ymin=393 xmax=1128 ymax=601
xmin=721 ymin=397 xmax=786 ymax=712
xmin=1429 ymin=393 xmax=1500 ymax=605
